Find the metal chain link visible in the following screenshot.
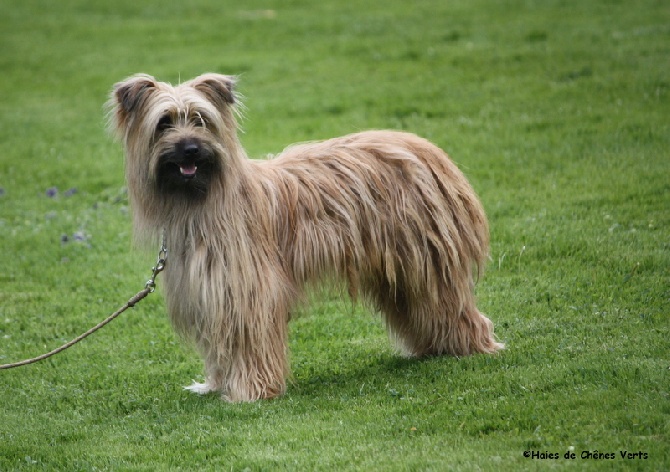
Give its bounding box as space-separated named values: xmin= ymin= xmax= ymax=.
xmin=145 ymin=232 xmax=168 ymax=293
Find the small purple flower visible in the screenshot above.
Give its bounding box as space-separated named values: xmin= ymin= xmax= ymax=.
xmin=64 ymin=188 xmax=78 ymax=197
xmin=73 ymin=231 xmax=87 ymax=242
xmin=0 ymin=187 xmax=5 ymax=197
xmin=46 ymin=187 xmax=58 ymax=198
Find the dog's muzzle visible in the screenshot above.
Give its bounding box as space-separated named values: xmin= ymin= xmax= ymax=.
xmin=178 ymin=141 xmax=200 ymax=179
xmin=156 ymin=137 xmax=219 ymax=199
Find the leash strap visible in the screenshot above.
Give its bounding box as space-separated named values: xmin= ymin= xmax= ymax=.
xmin=0 ymin=235 xmax=167 ymax=370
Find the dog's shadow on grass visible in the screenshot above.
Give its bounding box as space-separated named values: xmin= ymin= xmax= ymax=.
xmin=176 ymin=331 xmax=505 ymax=406
xmin=286 ymin=349 xmax=487 ymax=401
xmin=176 ymin=350 xmax=504 ymax=412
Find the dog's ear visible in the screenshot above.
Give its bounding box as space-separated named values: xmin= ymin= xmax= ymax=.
xmin=190 ymin=73 xmax=237 ymax=109
xmin=108 ymin=74 xmax=159 ymax=138
xmin=112 ymin=74 xmax=158 ymax=116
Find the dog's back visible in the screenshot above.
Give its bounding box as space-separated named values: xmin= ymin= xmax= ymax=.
xmin=254 ymin=130 xmax=497 ymax=357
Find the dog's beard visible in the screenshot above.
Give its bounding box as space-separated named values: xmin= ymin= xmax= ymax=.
xmin=155 ymin=137 xmax=220 ymax=200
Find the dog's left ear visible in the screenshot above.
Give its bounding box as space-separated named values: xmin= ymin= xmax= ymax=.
xmin=191 ymin=74 xmax=237 ymax=109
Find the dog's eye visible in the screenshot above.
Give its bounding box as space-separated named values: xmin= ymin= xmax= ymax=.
xmin=156 ymin=115 xmax=172 ymax=133
xmin=194 ymin=112 xmax=206 ymax=128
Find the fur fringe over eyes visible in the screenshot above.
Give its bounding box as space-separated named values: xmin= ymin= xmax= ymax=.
xmin=109 ymin=73 xmax=504 ymax=402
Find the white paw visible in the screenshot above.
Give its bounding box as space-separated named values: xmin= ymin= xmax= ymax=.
xmin=184 ymin=381 xmax=214 ymax=395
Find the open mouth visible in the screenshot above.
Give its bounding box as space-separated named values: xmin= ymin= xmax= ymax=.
xmin=179 ymin=162 xmax=198 ymax=179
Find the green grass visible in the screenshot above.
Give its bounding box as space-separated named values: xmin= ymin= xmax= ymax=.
xmin=1 ymin=0 xmax=668 ymax=470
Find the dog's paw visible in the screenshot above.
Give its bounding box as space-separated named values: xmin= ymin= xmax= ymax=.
xmin=184 ymin=381 xmax=214 ymax=395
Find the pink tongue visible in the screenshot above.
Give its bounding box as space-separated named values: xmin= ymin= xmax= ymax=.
xmin=179 ymin=163 xmax=197 ymax=176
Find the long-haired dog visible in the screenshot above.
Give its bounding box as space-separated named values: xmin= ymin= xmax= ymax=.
xmin=109 ymin=73 xmax=503 ymax=402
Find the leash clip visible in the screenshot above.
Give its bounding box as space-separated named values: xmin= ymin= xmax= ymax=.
xmin=145 ymin=231 xmax=167 ymax=293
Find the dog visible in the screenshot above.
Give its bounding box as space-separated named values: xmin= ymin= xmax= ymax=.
xmin=109 ymin=73 xmax=503 ymax=402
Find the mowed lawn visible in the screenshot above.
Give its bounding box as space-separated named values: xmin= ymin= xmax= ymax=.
xmin=0 ymin=0 xmax=668 ymax=470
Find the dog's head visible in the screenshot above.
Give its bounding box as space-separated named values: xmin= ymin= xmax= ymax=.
xmin=109 ymin=73 xmax=240 ymax=201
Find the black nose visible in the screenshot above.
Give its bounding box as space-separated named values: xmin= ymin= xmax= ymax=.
xmin=183 ymin=142 xmax=200 ymax=156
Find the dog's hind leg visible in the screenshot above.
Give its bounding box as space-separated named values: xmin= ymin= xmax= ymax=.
xmin=376 ymin=283 xmax=503 ymax=357
xmin=365 ymin=279 xmax=431 ymax=357
xmin=425 ymin=299 xmax=504 ymax=356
